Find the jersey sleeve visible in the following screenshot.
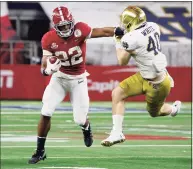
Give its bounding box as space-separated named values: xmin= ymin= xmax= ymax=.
xmin=151 ymin=22 xmax=161 ymax=36
xmin=120 ymin=33 xmax=138 ymax=51
xmin=41 ymin=33 xmax=49 ymax=50
xmin=156 ymin=24 xmax=161 ymax=36
xmin=41 ymin=32 xmax=53 ymax=56
xmin=77 ymin=22 xmax=92 ymax=40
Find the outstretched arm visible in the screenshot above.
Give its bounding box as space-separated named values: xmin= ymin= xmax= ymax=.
xmin=90 ymin=27 xmax=115 ymax=38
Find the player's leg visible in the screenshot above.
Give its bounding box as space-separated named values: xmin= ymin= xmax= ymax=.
xmin=101 ymin=73 xmax=144 ymax=147
xmin=28 ymin=76 xmax=66 ymax=164
xmin=69 ymin=77 xmax=93 ymax=147
xmin=145 ymin=74 xmax=181 ymax=117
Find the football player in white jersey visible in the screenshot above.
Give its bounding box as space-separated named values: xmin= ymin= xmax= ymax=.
xmin=101 ymin=6 xmax=182 ymax=147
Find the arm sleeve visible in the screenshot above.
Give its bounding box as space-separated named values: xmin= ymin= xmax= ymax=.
xmin=41 ymin=33 xmax=53 ymax=56
xmin=41 ymin=33 xmax=51 ymax=50
xmin=43 ymin=50 xmax=52 ymax=56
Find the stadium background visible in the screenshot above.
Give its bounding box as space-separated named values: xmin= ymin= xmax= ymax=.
xmin=0 ymin=2 xmax=192 ymax=169
xmin=0 ymin=1 xmax=192 ymax=102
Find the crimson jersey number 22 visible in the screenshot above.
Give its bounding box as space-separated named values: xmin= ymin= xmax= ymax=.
xmin=55 ymin=46 xmax=83 ymax=66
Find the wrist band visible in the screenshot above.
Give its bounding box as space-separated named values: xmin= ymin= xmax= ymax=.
xmin=41 ymin=68 xmax=49 ymax=76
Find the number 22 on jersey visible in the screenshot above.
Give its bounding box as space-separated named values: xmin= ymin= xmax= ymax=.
xmin=55 ymin=46 xmax=83 ymax=66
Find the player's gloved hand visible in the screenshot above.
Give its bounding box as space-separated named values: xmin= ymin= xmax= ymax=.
xmin=114 ymin=27 xmax=125 ymax=43
xmin=114 ymin=27 xmax=125 ymax=37
xmin=45 ymin=58 xmax=61 ymax=75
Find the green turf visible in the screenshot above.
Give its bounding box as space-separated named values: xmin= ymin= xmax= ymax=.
xmin=1 ymin=101 xmax=192 ymax=169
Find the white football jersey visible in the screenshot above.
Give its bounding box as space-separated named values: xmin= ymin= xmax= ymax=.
xmin=120 ymin=22 xmax=167 ymax=79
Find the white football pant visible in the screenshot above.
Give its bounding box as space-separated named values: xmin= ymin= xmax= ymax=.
xmin=41 ymin=76 xmax=89 ymax=126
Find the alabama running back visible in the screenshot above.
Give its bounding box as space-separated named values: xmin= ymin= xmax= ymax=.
xmin=28 ymin=6 xmax=115 ymax=164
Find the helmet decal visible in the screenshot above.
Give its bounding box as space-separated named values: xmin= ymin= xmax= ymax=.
xmin=57 ymin=7 xmax=65 ymax=21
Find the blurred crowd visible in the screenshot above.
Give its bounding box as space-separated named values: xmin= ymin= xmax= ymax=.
xmin=0 ymin=2 xmax=191 ymax=65
xmin=0 ymin=2 xmax=50 ymax=64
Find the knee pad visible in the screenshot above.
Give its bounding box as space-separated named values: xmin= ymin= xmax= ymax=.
xmin=41 ymin=104 xmax=54 ymax=117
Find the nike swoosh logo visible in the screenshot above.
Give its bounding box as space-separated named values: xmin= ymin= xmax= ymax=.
xmin=78 ymin=80 xmax=84 ymax=84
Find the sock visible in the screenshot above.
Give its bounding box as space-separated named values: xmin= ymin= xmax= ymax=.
xmin=112 ymin=115 xmax=124 ymax=133
xmin=84 ymin=123 xmax=90 ymax=130
xmin=37 ymin=136 xmax=46 ymax=151
xmin=170 ymin=105 xmax=177 ymax=115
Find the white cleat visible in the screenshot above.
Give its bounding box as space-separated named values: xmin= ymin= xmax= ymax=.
xmin=101 ymin=131 xmax=126 ymax=147
xmin=171 ymin=100 xmax=182 ymax=117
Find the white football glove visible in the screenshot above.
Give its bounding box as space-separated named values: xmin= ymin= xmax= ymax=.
xmin=45 ymin=58 xmax=61 ymax=75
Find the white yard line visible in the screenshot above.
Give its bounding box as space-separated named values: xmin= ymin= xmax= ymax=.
xmin=1 ymin=111 xmax=190 ymax=115
xmin=1 ymin=145 xmax=190 ymax=148
xmin=1 ymin=124 xmax=38 ymax=127
xmin=1 ymin=131 xmax=34 ymax=133
xmin=13 ymin=168 xmax=106 ymax=169
xmin=1 ymin=155 xmax=190 ymax=160
xmin=11 ymin=168 xmax=106 ymax=169
xmin=1 ymin=111 xmax=71 ymax=115
xmin=40 ymin=167 xmax=107 ymax=169
xmin=12 ymin=167 xmax=107 ymax=169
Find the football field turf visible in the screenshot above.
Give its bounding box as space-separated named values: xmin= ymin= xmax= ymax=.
xmin=1 ymin=101 xmax=192 ymax=169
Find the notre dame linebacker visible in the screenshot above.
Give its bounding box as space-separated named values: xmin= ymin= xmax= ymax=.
xmin=101 ymin=6 xmax=181 ymax=147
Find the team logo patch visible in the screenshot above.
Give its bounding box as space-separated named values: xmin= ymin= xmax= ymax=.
xmin=74 ymin=29 xmax=82 ymax=37
xmin=122 ymin=41 xmax=129 ymax=49
xmin=51 ymin=43 xmax=58 ymax=49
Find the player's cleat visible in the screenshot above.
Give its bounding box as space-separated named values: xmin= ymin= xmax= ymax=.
xmin=171 ymin=100 xmax=182 ymax=117
xmin=82 ymin=123 xmax=93 ymax=147
xmin=28 ymin=149 xmax=46 ymax=164
xmin=101 ymin=131 xmax=126 ymax=147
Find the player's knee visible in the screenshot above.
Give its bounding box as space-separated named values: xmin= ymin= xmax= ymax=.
xmin=41 ymin=114 xmax=51 ymax=122
xmin=112 ymin=87 xmax=126 ymax=103
xmin=41 ymin=105 xmax=54 ymax=117
xmin=41 ymin=111 xmax=53 ymax=117
xmin=146 ymin=106 xmax=159 ymax=117
xmin=111 ymin=87 xmax=121 ymax=101
xmin=41 ymin=114 xmax=51 ymax=119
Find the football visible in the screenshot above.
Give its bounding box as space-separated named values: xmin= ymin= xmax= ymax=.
xmin=49 ymin=56 xmax=58 ymax=64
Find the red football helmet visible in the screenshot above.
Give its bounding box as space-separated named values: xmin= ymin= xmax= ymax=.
xmin=52 ymin=6 xmax=74 ymax=38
